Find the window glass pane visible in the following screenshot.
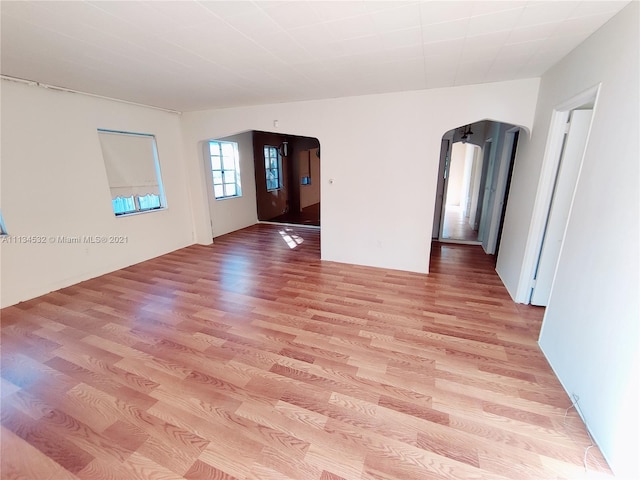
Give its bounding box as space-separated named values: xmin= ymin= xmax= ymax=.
xmin=266 ymin=166 xmax=279 ymax=189
xmin=113 ymin=196 xmax=136 ymax=215
xmin=209 ymin=142 xmax=220 ymax=156
xmin=225 ymin=184 xmax=237 ymax=196
xmin=221 ymin=142 xmax=234 ymax=157
xmin=270 ymin=158 xmax=278 ymax=169
xmin=224 ymin=171 xmax=235 ymax=184
xmin=264 ymin=146 xmax=270 ymax=159
xmin=138 ymin=194 xmax=160 ymax=210
xmin=214 ymin=185 xmax=224 ymax=198
xmin=222 ymin=156 xmax=235 ymax=171
xmin=211 ymin=155 xmax=221 ymax=170
xmin=213 ymin=171 xmax=223 ymax=185
xmin=0 ymin=210 xmax=7 ymax=235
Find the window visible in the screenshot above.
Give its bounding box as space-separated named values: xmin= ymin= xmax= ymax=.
xmin=264 ymin=146 xmax=281 ymax=191
xmin=97 ymin=129 xmax=166 ymax=216
xmin=209 ymin=140 xmax=241 ymax=199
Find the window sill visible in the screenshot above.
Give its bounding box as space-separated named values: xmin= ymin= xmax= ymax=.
xmin=215 ymin=195 xmax=243 ymax=201
xmin=114 ymin=207 xmax=167 ymax=218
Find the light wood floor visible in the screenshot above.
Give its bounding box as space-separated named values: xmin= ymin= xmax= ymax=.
xmin=442 ymin=205 xmax=479 ymax=242
xmin=1 ymin=224 xmax=611 ymax=479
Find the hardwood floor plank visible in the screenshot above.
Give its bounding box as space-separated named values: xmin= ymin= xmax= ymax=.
xmin=0 ymin=426 xmax=81 ymax=480
xmin=0 ymin=224 xmax=612 ymax=478
xmin=1 ymin=404 xmax=94 ymax=474
xmin=184 ymin=459 xmax=240 ymax=480
xmin=120 ymin=451 xmax=186 ymax=480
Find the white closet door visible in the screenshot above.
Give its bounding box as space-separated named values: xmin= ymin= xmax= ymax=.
xmin=531 ymin=109 xmax=593 ymax=306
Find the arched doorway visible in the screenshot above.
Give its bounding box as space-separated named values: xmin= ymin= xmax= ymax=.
xmin=432 ymin=120 xmax=521 ymax=256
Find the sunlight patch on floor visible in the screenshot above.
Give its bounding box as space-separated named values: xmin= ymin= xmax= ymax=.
xmin=279 ymin=229 xmax=304 ymax=249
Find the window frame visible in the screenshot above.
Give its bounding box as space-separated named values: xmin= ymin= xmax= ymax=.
xmin=98 ymin=129 xmax=167 ymax=217
xmin=264 ymin=145 xmax=282 ymax=192
xmin=208 ymin=140 xmax=242 ymax=200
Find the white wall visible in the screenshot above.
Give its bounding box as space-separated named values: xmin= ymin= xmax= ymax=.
xmin=468 ymin=146 xmax=484 ymax=230
xmin=498 ymin=3 xmax=639 ymax=476
xmin=182 ymin=79 xmax=539 ymax=273
xmin=0 ymin=80 xmax=194 ymax=308
xmin=446 ymin=142 xmax=467 ymax=206
xmin=460 ymin=144 xmax=476 ymax=217
xmin=203 ymin=131 xmax=257 ymax=237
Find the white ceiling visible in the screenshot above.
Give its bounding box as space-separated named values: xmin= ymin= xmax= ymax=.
xmin=0 ymin=1 xmax=630 ymax=112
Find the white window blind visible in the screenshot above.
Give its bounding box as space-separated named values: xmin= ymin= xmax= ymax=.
xmin=98 ymin=130 xmax=163 ymax=199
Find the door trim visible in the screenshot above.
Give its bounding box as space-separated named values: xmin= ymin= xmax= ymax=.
xmin=432 ymin=138 xmax=450 ymax=239
xmin=514 ymin=84 xmax=601 ymax=303
xmin=437 ymin=140 xmax=452 ymax=242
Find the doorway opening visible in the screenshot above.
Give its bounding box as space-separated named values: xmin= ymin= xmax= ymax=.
xmin=252 ymin=131 xmax=320 ymax=227
xmin=441 ymin=142 xmax=482 ymax=242
xmin=433 ymin=120 xmax=522 ymax=258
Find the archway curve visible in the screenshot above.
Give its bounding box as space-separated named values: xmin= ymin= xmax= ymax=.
xmin=439 ymin=117 xmax=530 ymax=143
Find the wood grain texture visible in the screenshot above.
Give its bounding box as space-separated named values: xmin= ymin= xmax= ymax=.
xmin=1 ymin=225 xmax=612 ymax=479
